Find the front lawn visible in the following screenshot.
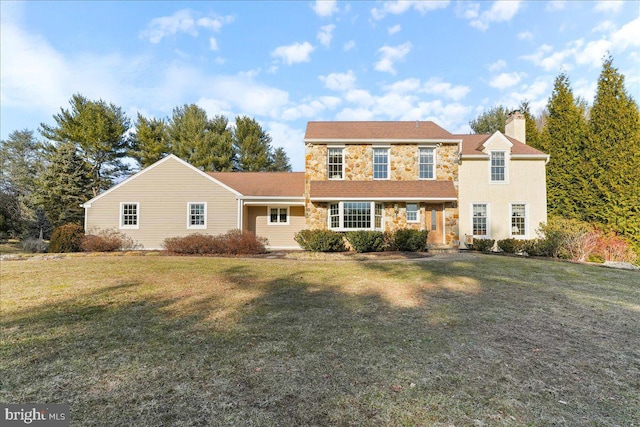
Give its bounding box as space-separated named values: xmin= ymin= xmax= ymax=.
xmin=1 ymin=255 xmax=638 ymax=426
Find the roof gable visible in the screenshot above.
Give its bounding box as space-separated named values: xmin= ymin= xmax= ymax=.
xmin=481 ymin=131 xmax=513 ymax=153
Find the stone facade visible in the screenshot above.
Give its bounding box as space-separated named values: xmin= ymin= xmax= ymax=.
xmin=304 ymin=142 xmax=460 ymax=246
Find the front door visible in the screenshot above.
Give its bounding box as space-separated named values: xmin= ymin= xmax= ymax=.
xmin=425 ymin=203 xmax=444 ymax=245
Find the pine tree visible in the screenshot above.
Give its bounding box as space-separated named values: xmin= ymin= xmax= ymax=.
xmin=542 ymin=72 xmax=589 ymax=220
xmin=234 ymin=116 xmax=274 ymax=171
xmin=168 ymin=105 xmax=234 ymax=171
xmin=585 ymin=56 xmax=640 ymax=252
xmin=268 ymin=147 xmax=292 ymax=172
xmin=469 ymin=105 xmax=510 ymax=134
xmin=130 ymin=113 xmax=170 ymax=168
xmin=40 ymin=94 xmax=131 ymax=196
xmin=520 ymin=101 xmax=544 ymax=151
xmin=35 ymin=143 xmax=93 ymax=228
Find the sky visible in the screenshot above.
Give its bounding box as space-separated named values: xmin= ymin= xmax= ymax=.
xmin=1 ymin=0 xmax=639 ymax=171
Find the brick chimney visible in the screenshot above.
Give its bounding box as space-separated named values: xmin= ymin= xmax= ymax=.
xmin=505 ymin=110 xmax=526 ymax=144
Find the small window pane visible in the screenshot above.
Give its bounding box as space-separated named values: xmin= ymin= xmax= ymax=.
xmin=328 ymin=148 xmax=343 ymax=179
xmin=407 ymin=203 xmax=418 ymax=222
xmin=279 ymin=208 xmax=287 ymax=223
xmin=491 ymin=152 xmax=505 ymax=182
xmin=431 ymin=209 xmax=437 ymax=231
xmin=270 ymin=208 xmax=279 ymax=223
xmin=373 ymin=148 xmax=388 ymax=179
xmin=419 ymin=148 xmax=434 ymax=179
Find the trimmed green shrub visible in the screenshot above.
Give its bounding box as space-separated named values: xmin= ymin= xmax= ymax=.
xmin=82 ymin=229 xmax=136 ymax=252
xmin=394 ymin=229 xmax=428 ymax=252
xmin=345 ymin=231 xmax=385 ymax=253
xmin=520 ymin=238 xmax=550 ymax=257
xmin=294 ymin=229 xmax=346 ymax=252
xmin=472 ymin=238 xmax=495 ymax=252
xmin=163 ymin=230 xmax=267 ymax=255
xmin=49 ymin=223 xmax=85 ymax=253
xmin=497 ymin=238 xmax=526 ymax=254
xmin=20 ymin=238 xmax=49 ymax=253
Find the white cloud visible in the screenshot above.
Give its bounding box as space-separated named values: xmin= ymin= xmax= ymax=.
xmin=317 ymin=24 xmax=335 ymax=48
xmin=382 ymin=78 xmax=421 ymax=94
xmin=372 ymin=0 xmax=450 ymax=20
xmin=422 ymin=77 xmax=471 ymax=101
xmin=469 ymin=1 xmax=522 ymax=31
xmin=573 ymin=38 xmax=611 ymax=66
xmin=140 ymin=9 xmax=233 ymax=44
xmin=271 ymin=41 xmax=315 ymax=65
xmin=518 ymin=31 xmax=533 ymax=41
xmin=281 ymin=96 xmax=341 ymax=121
xmin=388 ymin=24 xmax=402 ymax=35
xmin=343 ymin=40 xmax=356 ymax=51
xmin=374 ymin=42 xmax=412 ymax=74
xmin=312 ymin=0 xmax=339 ymax=17
xmin=487 ymin=59 xmax=507 ymax=72
xmin=266 ymin=121 xmax=306 ymax=171
xmin=336 ymin=108 xmax=375 ymax=121
xmin=593 ymin=21 xmax=615 ymax=33
xmin=345 ymin=89 xmax=375 ymax=106
xmin=610 ymin=17 xmax=640 ymax=50
xmin=594 ymin=1 xmax=624 ymax=13
xmin=209 ymin=37 xmax=218 ymax=51
xmin=489 ymin=72 xmax=525 ymax=89
xmin=319 ymin=70 xmax=356 ymax=91
xmin=545 ymin=1 xmax=566 ymax=12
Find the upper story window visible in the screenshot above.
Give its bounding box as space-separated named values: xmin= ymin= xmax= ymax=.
xmin=327 ymin=148 xmax=344 ymax=180
xmin=373 ymin=148 xmax=389 ymax=180
xmin=268 ymin=207 xmax=289 ymax=225
xmin=406 ymin=203 xmax=419 ymax=223
xmin=120 ymin=202 xmax=139 ymax=229
xmin=188 ymin=202 xmax=207 ymax=229
xmin=490 ymin=151 xmax=506 ymax=182
xmin=419 ymin=147 xmax=435 ymax=179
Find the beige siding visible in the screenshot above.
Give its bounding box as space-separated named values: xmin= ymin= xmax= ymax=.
xmin=246 ymin=206 xmax=305 ymax=249
xmin=85 ymin=157 xmax=239 ymax=249
xmin=458 ymin=157 xmax=547 ymax=247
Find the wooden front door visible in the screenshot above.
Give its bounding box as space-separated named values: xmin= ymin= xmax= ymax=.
xmin=425 ymin=203 xmax=444 ymax=245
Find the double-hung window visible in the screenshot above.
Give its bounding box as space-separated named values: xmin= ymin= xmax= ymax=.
xmin=406 ymin=203 xmax=419 ymax=223
xmin=120 ymin=202 xmax=139 ymax=229
xmin=188 ymin=202 xmax=207 ymax=229
xmin=419 ymin=147 xmax=435 ymax=179
xmin=490 ymin=151 xmax=506 ymax=182
xmin=511 ymin=204 xmax=526 ymax=237
xmin=373 ymin=148 xmax=389 ymax=180
xmin=268 ymin=207 xmax=289 ymax=225
xmin=328 ymin=202 xmax=384 ymax=231
xmin=472 ymin=203 xmax=488 ymax=236
xmin=327 ymin=148 xmax=344 ymax=179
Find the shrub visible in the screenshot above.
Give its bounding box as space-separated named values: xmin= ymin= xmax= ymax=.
xmin=383 ymin=231 xmax=398 ymax=251
xmin=497 ymin=238 xmax=526 ymax=254
xmin=345 ymin=231 xmax=385 ymax=253
xmin=82 ymin=229 xmax=136 ymax=252
xmin=520 ymin=239 xmax=551 ymax=257
xmin=594 ymin=232 xmax=637 ymax=264
xmin=163 ymin=230 xmax=267 ymax=255
xmin=472 ymin=238 xmax=495 ymax=252
xmin=537 ymin=217 xmax=598 ymax=262
xmin=49 ymin=223 xmax=85 ymax=253
xmin=394 ymin=229 xmax=428 ymax=252
xmin=294 ymin=229 xmax=346 ymax=252
xmin=20 ymin=238 xmax=49 ymax=253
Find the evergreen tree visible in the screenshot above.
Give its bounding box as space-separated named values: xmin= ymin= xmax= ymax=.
xmin=234 ymin=116 xmax=274 ymax=171
xmin=542 ymin=72 xmax=589 ymax=220
xmin=585 ymin=56 xmax=640 ymax=252
xmin=268 ymin=147 xmax=292 ymax=172
xmin=40 ymin=94 xmax=131 ymax=196
xmin=35 ymin=143 xmax=93 ymax=228
xmin=520 ymin=101 xmax=544 ymax=151
xmin=0 ymin=129 xmax=45 ymax=237
xmin=469 ymin=105 xmax=510 ymax=134
xmin=168 ymin=105 xmax=234 ymax=171
xmin=130 ymin=113 xmax=170 ymax=168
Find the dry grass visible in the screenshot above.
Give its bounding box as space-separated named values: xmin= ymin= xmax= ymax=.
xmin=1 ymin=254 xmax=639 ymax=426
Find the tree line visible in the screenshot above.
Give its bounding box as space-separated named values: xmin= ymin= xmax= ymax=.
xmin=0 ymin=96 xmax=291 ymax=239
xmin=470 ymin=56 xmax=640 ymax=255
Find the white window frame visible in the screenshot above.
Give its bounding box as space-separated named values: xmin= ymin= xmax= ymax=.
xmin=471 ymin=203 xmax=490 ymax=238
xmin=268 ymin=206 xmax=290 ymax=225
xmin=510 ymin=203 xmax=528 ymax=238
xmin=373 ymin=147 xmax=390 ymax=180
xmin=327 ymin=201 xmax=384 ymax=231
xmin=489 ymin=151 xmax=508 ymax=183
xmin=120 ymin=202 xmax=139 ymax=230
xmin=187 ymin=202 xmax=207 ymax=229
xmin=418 ymin=147 xmax=436 ymax=180
xmin=406 ymin=202 xmax=420 ymax=223
xmin=327 ymin=147 xmax=344 ymax=180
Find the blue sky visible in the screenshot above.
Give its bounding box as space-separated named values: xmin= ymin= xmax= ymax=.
xmin=2 ymin=0 xmax=639 ymax=171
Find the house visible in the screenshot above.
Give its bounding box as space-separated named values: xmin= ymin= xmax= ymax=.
xmin=82 ymin=113 xmax=548 ymax=250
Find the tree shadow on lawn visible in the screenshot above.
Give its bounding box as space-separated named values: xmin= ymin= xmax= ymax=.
xmin=1 ymin=257 xmax=639 ymax=426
